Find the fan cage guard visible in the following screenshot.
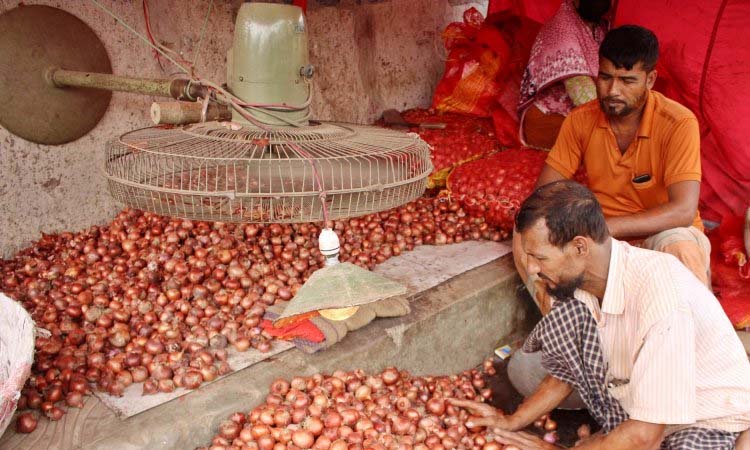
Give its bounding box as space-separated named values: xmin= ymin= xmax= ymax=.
xmin=104 ymin=122 xmax=433 ymax=223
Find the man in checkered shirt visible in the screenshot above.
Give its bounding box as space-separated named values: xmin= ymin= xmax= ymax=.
xmin=452 ymin=181 xmax=750 ymax=449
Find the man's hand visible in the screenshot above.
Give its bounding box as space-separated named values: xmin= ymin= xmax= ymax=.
xmin=448 ymin=399 xmax=516 ymax=430
xmin=493 ymin=428 xmax=560 ymax=449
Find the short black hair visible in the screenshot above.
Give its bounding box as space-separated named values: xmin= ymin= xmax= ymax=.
xmin=515 ymin=180 xmax=609 ymax=248
xmin=599 ymin=25 xmax=659 ymax=71
xmin=577 ymin=0 xmax=611 ymax=23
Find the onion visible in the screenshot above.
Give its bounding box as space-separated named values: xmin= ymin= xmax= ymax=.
xmin=303 ymin=416 xmax=324 ymax=436
xmin=426 ymin=398 xmax=445 ymax=416
xmin=184 ymin=370 xmax=204 ymax=390
xmin=340 ymin=409 xmax=359 ymax=426
xmin=274 ymin=409 xmax=291 ymax=427
xmin=65 ymin=391 xmax=85 ymax=408
xmin=257 ymin=435 xmax=275 ymax=450
xmin=330 ymin=439 xmax=348 ymax=450
xmin=323 ymin=411 xmax=343 ymax=428
xmin=158 ymin=379 xmax=175 ymax=393
xmin=251 ymin=424 xmax=271 ymax=439
xmin=381 ymin=368 xmax=400 ymax=386
xmin=3 ymin=195 xmax=503 ymax=424
xmin=270 ymin=378 xmax=291 ymax=396
xmin=218 ymin=420 xmax=240 ymax=440
xmin=482 ymin=443 xmax=502 ymax=450
xmin=46 ymin=406 xmax=64 ymax=421
xmin=16 ymin=412 xmax=38 ymax=433
xmin=291 ymin=429 xmax=314 ymax=449
xmin=143 ymin=379 xmax=158 ymax=395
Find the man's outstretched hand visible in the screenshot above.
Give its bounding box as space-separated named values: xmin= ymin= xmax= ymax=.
xmin=447 ymin=398 xmax=516 ymax=431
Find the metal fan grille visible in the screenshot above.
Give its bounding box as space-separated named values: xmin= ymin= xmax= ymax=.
xmin=105 ymin=122 xmax=432 ymax=223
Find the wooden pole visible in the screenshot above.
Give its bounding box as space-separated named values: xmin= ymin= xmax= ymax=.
xmin=150 ymin=101 xmax=232 ymax=125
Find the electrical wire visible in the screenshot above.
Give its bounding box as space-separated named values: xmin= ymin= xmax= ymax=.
xmin=89 ymin=0 xmax=330 ymax=222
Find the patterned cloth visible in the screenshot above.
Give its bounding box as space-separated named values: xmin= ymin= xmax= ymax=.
xmin=522 ymin=298 xmax=628 ymax=433
xmin=263 ymin=297 xmax=410 ymax=354
xmin=660 ymin=427 xmax=740 ymax=450
xmin=518 ymin=0 xmax=606 ymax=118
xmin=522 ymin=298 xmax=742 ymax=448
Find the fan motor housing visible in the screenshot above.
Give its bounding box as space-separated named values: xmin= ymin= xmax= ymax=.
xmin=228 ymin=3 xmax=310 ymax=126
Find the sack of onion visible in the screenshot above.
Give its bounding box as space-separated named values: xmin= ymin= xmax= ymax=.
xmin=378 ymin=109 xmax=501 ymax=189
xmin=447 ymin=148 xmax=548 ymax=232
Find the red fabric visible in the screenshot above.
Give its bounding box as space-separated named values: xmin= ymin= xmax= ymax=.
xmin=488 ymin=0 xmax=561 ymax=24
xmin=483 ymin=10 xmax=541 ymax=122
xmin=616 ymin=1 xmax=750 ymax=222
xmin=261 ymin=317 xmax=325 ymax=342
xmin=491 ymin=107 xmax=521 ymax=147
xmin=432 ymin=8 xmax=507 ymax=117
xmin=518 ymin=0 xmax=606 ymax=117
xmin=292 ymin=0 xmax=307 ymax=14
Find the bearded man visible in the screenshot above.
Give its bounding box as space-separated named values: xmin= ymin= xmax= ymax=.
xmin=459 ymin=181 xmax=750 ymax=449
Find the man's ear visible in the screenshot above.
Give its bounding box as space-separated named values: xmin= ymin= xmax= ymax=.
xmin=647 ymin=69 xmax=658 ymax=89
xmin=571 ymin=236 xmax=589 ymax=257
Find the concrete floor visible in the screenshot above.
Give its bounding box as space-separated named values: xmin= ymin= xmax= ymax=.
xmin=0 ymin=253 xmax=535 ymax=449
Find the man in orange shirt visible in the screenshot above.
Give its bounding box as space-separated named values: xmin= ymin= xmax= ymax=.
xmin=513 ymin=25 xmax=711 ymax=315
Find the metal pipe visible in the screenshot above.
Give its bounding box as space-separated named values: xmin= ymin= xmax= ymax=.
xmin=47 ymin=68 xmax=209 ymax=101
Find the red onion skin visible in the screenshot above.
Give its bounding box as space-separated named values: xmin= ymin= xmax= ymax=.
xmin=16 ymin=413 xmax=38 ymax=433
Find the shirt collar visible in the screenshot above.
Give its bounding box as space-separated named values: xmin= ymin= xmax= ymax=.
xmin=596 ymin=89 xmax=656 ymax=138
xmin=601 ymin=238 xmax=626 ymax=315
xmin=636 ymin=90 xmax=655 ymax=138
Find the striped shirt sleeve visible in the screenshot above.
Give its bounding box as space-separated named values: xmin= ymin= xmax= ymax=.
xmin=627 ymin=306 xmax=697 ymax=424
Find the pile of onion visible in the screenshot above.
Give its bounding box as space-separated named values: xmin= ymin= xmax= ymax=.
xmin=0 ymin=195 xmax=507 ymax=430
xmin=532 ymin=413 xmax=559 ymax=445
xmin=199 ymin=361 xmax=511 ymax=450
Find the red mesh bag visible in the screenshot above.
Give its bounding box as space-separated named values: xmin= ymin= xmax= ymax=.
xmin=447 ymin=147 xmax=547 ymax=231
xmin=432 ymin=8 xmax=510 ymax=118
xmin=379 ymin=109 xmax=501 ymax=189
xmin=708 ymin=211 xmax=750 ymax=329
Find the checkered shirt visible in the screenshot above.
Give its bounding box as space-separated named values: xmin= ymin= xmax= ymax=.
xmin=659 ymin=427 xmax=740 ymax=450
xmin=522 ymin=298 xmax=628 ymax=432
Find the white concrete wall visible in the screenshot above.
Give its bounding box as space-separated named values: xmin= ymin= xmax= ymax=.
xmin=0 ymin=0 xmax=487 ymax=258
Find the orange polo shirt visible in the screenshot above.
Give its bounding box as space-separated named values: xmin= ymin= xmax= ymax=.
xmin=547 ymin=90 xmax=703 ymax=231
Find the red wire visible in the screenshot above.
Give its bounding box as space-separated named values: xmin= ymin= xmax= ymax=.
xmin=142 ymin=0 xmax=162 ymax=65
